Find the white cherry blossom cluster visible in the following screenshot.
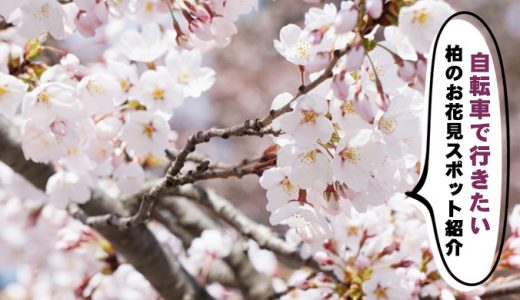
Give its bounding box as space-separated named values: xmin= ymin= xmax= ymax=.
xmin=0 ymin=0 xmax=247 ymax=208
xmin=0 ymin=0 xmax=256 ymax=46
xmin=258 ymin=0 xmax=486 ymax=298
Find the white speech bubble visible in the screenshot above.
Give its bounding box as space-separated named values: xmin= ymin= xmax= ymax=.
xmin=406 ymin=12 xmax=510 ymax=291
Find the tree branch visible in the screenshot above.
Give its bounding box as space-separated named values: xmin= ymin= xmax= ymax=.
xmin=480 ymin=279 xmax=520 ymax=298
xmin=80 ymin=44 xmax=352 ymax=230
xmin=157 ymin=196 xmax=275 ymax=299
xmin=174 ymin=185 xmax=326 ymax=274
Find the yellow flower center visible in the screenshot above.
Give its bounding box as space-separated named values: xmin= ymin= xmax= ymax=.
xmin=87 ymin=81 xmax=105 ymax=94
xmin=281 ymin=178 xmax=294 ymax=193
xmin=342 ymin=102 xmax=355 ymax=115
xmin=142 ymin=123 xmax=155 ymax=138
xmin=145 ymin=1 xmax=154 ymax=12
xmin=35 ymin=4 xmax=50 ymax=19
xmin=340 ymin=148 xmax=359 ymax=165
xmin=295 ymin=41 xmax=311 ymax=59
xmin=301 ymin=150 xmax=317 ymax=166
xmin=414 ymin=10 xmax=428 ymax=25
xmin=178 ymin=71 xmax=190 ymax=84
xmin=368 ymin=65 xmax=385 ymax=82
xmin=38 ymin=91 xmax=50 ymax=104
xmin=0 ymin=86 xmax=8 ymax=96
xmin=68 ymin=148 xmax=78 ymax=156
xmin=120 ymin=80 xmax=130 ymax=92
xmin=301 ymin=110 xmax=317 ymax=125
xmin=378 ymin=118 xmax=398 ymax=134
xmin=347 ymin=225 xmax=358 ymax=235
xmin=375 ymin=285 xmax=389 ymax=299
xmin=152 ymin=88 xmax=165 ymax=100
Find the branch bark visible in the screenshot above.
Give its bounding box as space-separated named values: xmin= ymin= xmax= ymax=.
xmin=480 ymin=279 xmax=520 ymax=298
xmin=158 ymin=196 xmax=275 ymax=299
xmin=174 ymin=185 xmax=323 ymax=272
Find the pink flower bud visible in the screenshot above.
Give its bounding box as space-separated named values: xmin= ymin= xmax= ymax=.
xmin=334 ymin=2 xmax=357 ymax=33
xmin=346 ymin=45 xmax=365 ymax=72
xmin=367 ymin=0 xmax=383 ymax=19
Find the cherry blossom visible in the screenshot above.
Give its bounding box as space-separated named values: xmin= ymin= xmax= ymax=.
xmin=74 ymin=0 xmax=109 ymax=37
xmin=398 ymin=0 xmax=455 ymax=54
xmin=15 ymin=0 xmax=68 ymax=39
xmin=137 ymin=67 xmax=184 ymax=115
xmin=259 ymin=166 xmax=299 ymax=213
xmin=278 ymin=94 xmax=334 ymax=149
xmin=164 ymin=49 xmax=216 ymax=98
xmin=77 ymin=73 xmax=121 ymax=115
xmin=362 ymin=269 xmax=411 ymax=300
xmin=0 ymin=73 xmax=28 ymax=118
xmin=274 ymin=24 xmax=332 ymax=67
xmin=119 ymin=23 xmax=168 ymax=63
xmin=46 ymin=171 xmax=91 ymax=209
xmin=120 ymin=110 xmax=170 ymax=158
xmin=22 ymin=82 xmax=83 ymax=125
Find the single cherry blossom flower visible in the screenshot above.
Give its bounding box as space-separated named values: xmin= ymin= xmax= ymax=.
xmin=16 ymin=0 xmax=67 ymax=39
xmin=133 ymin=0 xmax=168 ymax=24
xmin=106 ymin=60 xmax=139 ymax=100
xmin=119 ymin=23 xmax=168 ymax=63
xmin=164 ymin=49 xmax=216 ymax=98
xmin=22 ymin=82 xmax=84 ymax=125
xmin=274 ymin=24 xmax=332 ymax=67
xmin=332 ymin=136 xmax=384 ymax=193
xmin=259 ymin=166 xmax=300 ymax=213
xmin=398 ymin=0 xmax=455 ymax=54
xmin=304 ymin=3 xmax=337 ymax=30
xmin=277 ymin=144 xmax=332 ymax=191
xmin=137 ymin=67 xmax=184 ymax=115
xmin=77 ymin=73 xmax=121 ymax=115
xmin=0 ymin=73 xmax=28 ymax=118
xmin=278 ymin=94 xmax=334 ymax=149
xmin=120 ymin=110 xmax=170 ymax=157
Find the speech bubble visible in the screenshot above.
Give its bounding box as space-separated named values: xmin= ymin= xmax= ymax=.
xmin=406 ymin=12 xmax=510 ymax=291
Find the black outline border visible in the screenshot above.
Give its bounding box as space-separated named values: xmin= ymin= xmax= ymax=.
xmin=405 ymin=11 xmax=510 ymax=286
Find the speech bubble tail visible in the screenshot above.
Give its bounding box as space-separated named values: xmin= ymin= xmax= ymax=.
xmin=405 ymin=191 xmax=428 ymax=205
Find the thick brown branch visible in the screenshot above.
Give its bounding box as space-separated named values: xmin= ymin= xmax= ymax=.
xmin=480 ymin=279 xmax=520 ymax=298
xmin=174 ymin=185 xmax=325 ymax=273
xmin=0 ymin=117 xmax=54 ymax=190
xmin=158 ymin=196 xmax=275 ymax=299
